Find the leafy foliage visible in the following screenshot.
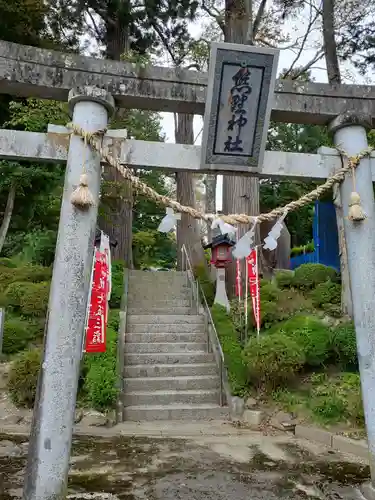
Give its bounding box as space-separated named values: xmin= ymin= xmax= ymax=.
xmin=330 ymin=322 xmax=358 ymax=369
xmin=311 ymin=280 xmax=341 ymax=309
xmin=293 ymin=264 xmax=338 ymax=290
xmin=2 ymin=317 xmax=42 ymax=354
xmin=82 ymin=325 xmax=118 ymax=411
xmin=109 ymin=261 xmax=124 ymax=309
xmin=7 ymin=348 xmax=42 ymax=407
xmin=309 ymin=373 xmax=364 ymax=425
xmin=195 ymin=265 xmax=215 ymax=307
xmin=272 ymin=314 xmax=331 ymax=367
xmin=242 ymin=333 xmax=305 ymax=390
xmin=275 ymin=270 xmax=295 ymax=289
xmin=211 ymin=305 xmax=248 ymax=397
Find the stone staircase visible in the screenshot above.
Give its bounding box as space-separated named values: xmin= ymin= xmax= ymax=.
xmin=123 ymin=270 xmax=228 ymax=421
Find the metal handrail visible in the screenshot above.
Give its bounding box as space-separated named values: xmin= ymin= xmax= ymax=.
xmin=181 ymin=244 xmax=226 ymax=406
xmin=116 ymin=267 xmax=129 ymax=423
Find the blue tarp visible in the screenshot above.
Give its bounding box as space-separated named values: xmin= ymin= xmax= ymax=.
xmin=290 ymin=201 xmax=340 ymax=272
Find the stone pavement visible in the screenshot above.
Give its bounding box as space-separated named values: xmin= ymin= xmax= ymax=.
xmin=0 ymin=420 xmax=372 ymax=499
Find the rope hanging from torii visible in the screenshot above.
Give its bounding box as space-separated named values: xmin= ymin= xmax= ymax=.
xmin=67 ymin=122 xmax=373 ymax=227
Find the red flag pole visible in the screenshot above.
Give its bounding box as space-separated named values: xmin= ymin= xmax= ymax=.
xmin=255 ymin=245 xmax=261 ymax=340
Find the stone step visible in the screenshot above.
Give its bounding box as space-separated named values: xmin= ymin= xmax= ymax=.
xmin=130 ymin=270 xmax=187 ymax=278
xmin=125 ymin=332 xmax=206 ymax=343
xmin=128 ymin=314 xmax=204 ymax=325
xmin=128 ymin=323 xmax=205 ymax=333
xmin=124 ymin=352 xmax=215 ymax=365
xmin=129 ymin=290 xmax=192 ymax=302
xmin=124 ymin=389 xmax=220 ymax=406
xmin=129 ymin=272 xmax=188 ymax=280
xmin=124 ymin=375 xmax=220 ymax=392
xmin=124 ymin=342 xmax=207 ymax=353
xmin=123 ymin=404 xmax=228 ymax=421
xmin=128 ymin=299 xmax=191 ymax=308
xmin=127 ymin=307 xmax=192 ymax=315
xmin=124 ymin=363 xmax=218 ymax=378
xmin=129 ymin=279 xmax=189 ymax=287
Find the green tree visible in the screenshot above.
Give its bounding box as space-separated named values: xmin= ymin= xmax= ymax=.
xmin=263 ymin=121 xmax=331 ymax=246
xmin=0 ymin=99 xmax=68 ymax=260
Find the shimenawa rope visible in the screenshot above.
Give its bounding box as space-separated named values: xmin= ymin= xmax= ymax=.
xmin=66 ymin=122 xmax=373 ymax=225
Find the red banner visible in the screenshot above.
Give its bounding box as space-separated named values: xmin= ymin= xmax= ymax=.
xmin=246 ymin=249 xmax=261 ymax=332
xmin=235 ymin=259 xmax=242 ymax=298
xmin=84 ymin=250 xmax=109 ymax=353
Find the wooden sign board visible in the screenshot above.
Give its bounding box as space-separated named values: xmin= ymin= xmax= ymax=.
xmin=201 ymin=42 xmax=279 ymax=173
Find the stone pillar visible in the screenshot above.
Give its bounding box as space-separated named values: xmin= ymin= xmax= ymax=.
xmin=23 ymin=87 xmax=114 ymax=500
xmin=214 ymin=267 xmax=230 ymax=312
xmin=329 ymin=112 xmax=375 ymax=499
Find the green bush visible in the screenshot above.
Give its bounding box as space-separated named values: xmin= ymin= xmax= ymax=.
xmin=0 ymin=264 xmax=51 ymax=290
xmin=211 ymin=305 xmax=248 ymax=396
xmin=293 ymin=264 xmax=338 ymax=290
xmin=109 ymin=261 xmax=124 ymax=309
xmin=5 ymin=281 xmax=50 ymax=316
xmin=274 ymin=314 xmax=331 ymax=367
xmin=330 ymin=321 xmax=358 ymax=368
xmin=309 ymin=372 xmax=364 ymax=425
xmin=260 ymin=280 xmax=280 ymax=301
xmin=20 ymin=282 xmax=50 ymax=316
xmin=195 ymin=264 xmax=215 ymax=307
xmin=290 ymin=241 xmax=314 ymax=257
xmin=82 ymin=326 xmax=118 ymax=411
xmin=21 ymin=229 xmax=57 ymax=267
xmin=2 ymin=317 xmax=40 ymax=355
xmin=0 ymin=258 xmax=18 ymax=268
xmin=242 ymin=333 xmax=305 ymax=390
xmin=7 ymin=348 xmax=41 ymax=408
xmin=311 ymin=280 xmax=341 ymax=308
xmin=5 ymin=281 xmax=28 ymax=307
xmin=275 ymin=270 xmax=295 ymax=289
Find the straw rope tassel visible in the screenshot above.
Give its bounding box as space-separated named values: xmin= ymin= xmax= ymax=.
xmin=347 ymin=156 xmax=366 ymax=222
xmin=70 ymin=133 xmax=95 ymax=209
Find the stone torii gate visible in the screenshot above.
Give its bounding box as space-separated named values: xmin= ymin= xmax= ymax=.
xmin=1 ymin=40 xmax=375 ymax=500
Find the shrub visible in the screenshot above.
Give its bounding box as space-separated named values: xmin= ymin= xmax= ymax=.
xmin=2 ymin=317 xmax=40 ymax=355
xmin=0 ymin=264 xmax=51 ymax=290
xmin=274 ymin=314 xmax=331 ymax=367
xmin=310 ymin=372 xmax=364 ymax=425
xmin=290 ymin=241 xmax=314 ymax=257
xmin=109 ymin=261 xmax=124 ymax=309
xmin=311 ymin=280 xmax=341 ymax=308
xmin=260 ymin=280 xmax=280 ymax=302
xmin=83 ymin=326 xmax=118 ymax=411
xmin=330 ymin=321 xmax=358 ymax=368
xmin=20 ymin=282 xmax=50 ymax=316
xmin=0 ymin=258 xmax=18 ymax=268
xmin=293 ymin=264 xmax=338 ymax=290
xmin=195 ymin=264 xmax=215 ymax=307
xmin=8 ymin=348 xmax=41 ymax=408
xmin=21 ymin=229 xmax=57 ymax=267
xmin=5 ymin=281 xmax=29 ymax=307
xmin=242 ymin=333 xmax=305 ymax=390
xmin=275 ymin=270 xmax=295 ymax=289
xmin=211 ymin=305 xmax=248 ymax=396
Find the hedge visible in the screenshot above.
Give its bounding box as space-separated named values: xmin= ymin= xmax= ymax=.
xmin=211 ymin=305 xmax=248 ymax=397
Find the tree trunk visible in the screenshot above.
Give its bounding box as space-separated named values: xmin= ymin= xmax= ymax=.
xmin=205 ymin=174 xmax=217 ymax=242
xmin=100 ymin=17 xmax=133 ymax=266
xmin=0 ymin=183 xmax=16 ymax=254
xmin=322 ymin=0 xmax=352 ymax=316
xmin=175 ymin=114 xmax=207 ymax=271
xmin=223 ymin=0 xmax=259 ymax=297
xmin=322 ymin=0 xmax=341 ymax=84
